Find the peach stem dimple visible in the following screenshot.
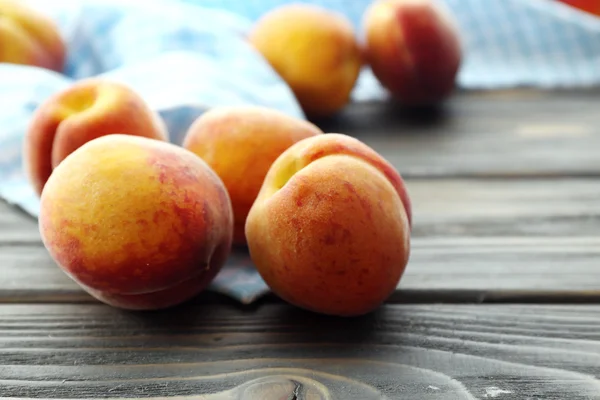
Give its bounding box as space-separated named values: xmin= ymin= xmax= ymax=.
xmin=56 ymin=88 xmax=100 ymax=119
xmin=274 ymin=158 xmax=304 ymax=190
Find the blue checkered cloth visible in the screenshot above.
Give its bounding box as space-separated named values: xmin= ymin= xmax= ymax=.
xmin=186 ymin=0 xmax=600 ymax=94
xmin=2 ymin=0 xmax=600 ymax=303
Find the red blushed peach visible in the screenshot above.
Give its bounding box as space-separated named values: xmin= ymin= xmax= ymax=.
xmin=362 ymin=0 xmax=462 ymax=105
xmin=245 ymin=134 xmax=411 ymax=317
xmin=39 ymin=134 xmax=234 ymax=310
xmin=0 ymin=0 xmax=66 ymax=72
xmin=559 ymin=0 xmax=600 ymax=15
xmin=23 ymin=78 xmax=169 ymax=196
xmin=249 ymin=4 xmax=363 ymax=118
xmin=182 ymin=105 xmax=323 ymax=245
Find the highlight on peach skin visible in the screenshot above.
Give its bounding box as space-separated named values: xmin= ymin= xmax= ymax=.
xmin=23 ymin=78 xmax=169 ymax=196
xmin=182 ymin=105 xmax=323 ymax=245
xmin=249 ymin=4 xmax=363 ymax=118
xmin=362 ymin=0 xmax=463 ymax=105
xmin=245 ymin=133 xmax=412 ymax=317
xmin=38 ymin=134 xmax=234 ymax=310
xmin=0 ymin=0 xmax=66 ymax=72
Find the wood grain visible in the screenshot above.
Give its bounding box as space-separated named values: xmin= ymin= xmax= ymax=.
xmin=0 ymin=302 xmax=599 ymax=399
xmin=313 ymin=92 xmax=600 ymax=178
xmin=4 ymin=178 xmax=600 ymax=241
xmin=2 ymin=176 xmax=600 ymax=303
xmin=409 ymin=178 xmax=600 ymax=238
xmin=3 ymin=237 xmax=600 ymax=304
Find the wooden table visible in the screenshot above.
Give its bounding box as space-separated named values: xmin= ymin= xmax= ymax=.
xmin=2 ymin=90 xmax=600 ymax=399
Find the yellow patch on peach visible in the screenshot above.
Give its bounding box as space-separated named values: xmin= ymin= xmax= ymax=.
xmin=249 ymin=4 xmax=363 ymax=118
xmin=245 ymin=134 xmax=411 ymax=316
xmin=182 ymin=105 xmax=323 ymax=244
xmin=39 ymin=134 xmax=233 ymax=310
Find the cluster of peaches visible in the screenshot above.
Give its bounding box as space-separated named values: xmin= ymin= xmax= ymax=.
xmin=5 ymin=0 xmax=463 ymax=316
xmin=250 ymin=0 xmax=462 ymax=117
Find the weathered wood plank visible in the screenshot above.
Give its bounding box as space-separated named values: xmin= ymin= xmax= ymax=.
xmin=2 ymin=177 xmax=600 ymax=303
xmin=0 ymin=203 xmax=39 ymax=245
xmin=0 ymin=302 xmax=599 ymax=399
xmin=314 ymin=92 xmax=600 ymax=177
xmin=410 ymin=178 xmax=600 ymax=238
xmin=2 ymin=237 xmax=600 ymax=304
xmin=4 ymin=178 xmax=600 ymax=242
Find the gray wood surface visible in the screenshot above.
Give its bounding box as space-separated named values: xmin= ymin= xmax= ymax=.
xmin=2 ymin=92 xmax=600 ymax=399
xmin=2 ymin=176 xmax=600 ymax=303
xmin=316 ymin=91 xmax=600 ymax=178
xmin=1 ymin=302 xmax=599 ymax=399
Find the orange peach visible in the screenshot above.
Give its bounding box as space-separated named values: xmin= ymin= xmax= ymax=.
xmin=39 ymin=134 xmax=234 ymax=310
xmin=0 ymin=0 xmax=66 ymax=72
xmin=559 ymin=0 xmax=600 ymax=15
xmin=362 ymin=0 xmax=462 ymax=105
xmin=245 ymin=133 xmax=411 ymax=316
xmin=23 ymin=78 xmax=169 ymax=196
xmin=249 ymin=4 xmax=363 ymax=118
xmin=182 ymin=105 xmax=323 ymax=245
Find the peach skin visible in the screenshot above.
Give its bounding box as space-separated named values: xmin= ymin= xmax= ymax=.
xmin=249 ymin=4 xmax=363 ymax=118
xmin=23 ymin=78 xmax=169 ymax=196
xmin=245 ymin=133 xmax=411 ymax=317
xmin=362 ymin=0 xmax=462 ymax=105
xmin=39 ymin=134 xmax=234 ymax=310
xmin=0 ymin=0 xmax=66 ymax=72
xmin=182 ymin=105 xmax=323 ymax=245
xmin=559 ymin=0 xmax=600 ymax=15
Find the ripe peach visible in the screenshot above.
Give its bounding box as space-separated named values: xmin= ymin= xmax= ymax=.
xmin=39 ymin=134 xmax=234 ymax=310
xmin=249 ymin=4 xmax=363 ymax=118
xmin=245 ymin=134 xmax=411 ymax=316
xmin=0 ymin=0 xmax=66 ymax=72
xmin=182 ymin=105 xmax=323 ymax=245
xmin=23 ymin=78 xmax=169 ymax=196
xmin=362 ymin=0 xmax=462 ymax=105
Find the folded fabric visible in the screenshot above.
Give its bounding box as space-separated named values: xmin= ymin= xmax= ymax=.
xmin=2 ymin=0 xmax=600 ymax=304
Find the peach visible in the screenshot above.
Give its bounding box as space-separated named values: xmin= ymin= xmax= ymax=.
xmin=38 ymin=134 xmax=234 ymax=310
xmin=559 ymin=0 xmax=600 ymax=15
xmin=182 ymin=105 xmax=323 ymax=245
xmin=0 ymin=0 xmax=66 ymax=72
xmin=362 ymin=0 xmax=462 ymax=105
xmin=245 ymin=133 xmax=411 ymax=317
xmin=23 ymin=78 xmax=169 ymax=196
xmin=249 ymin=4 xmax=363 ymax=118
